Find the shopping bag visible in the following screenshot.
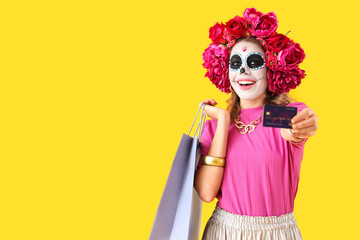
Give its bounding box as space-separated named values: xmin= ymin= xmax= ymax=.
xmin=149 ymin=105 xmax=206 ymax=240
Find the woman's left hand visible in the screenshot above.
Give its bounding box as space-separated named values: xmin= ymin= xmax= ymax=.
xmin=290 ymin=108 xmax=319 ymax=139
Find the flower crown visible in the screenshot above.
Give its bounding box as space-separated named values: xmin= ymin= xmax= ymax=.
xmin=202 ymin=8 xmax=306 ymax=95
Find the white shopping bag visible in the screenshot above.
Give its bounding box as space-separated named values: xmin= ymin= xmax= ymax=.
xmin=149 ymin=105 xmax=206 ymax=240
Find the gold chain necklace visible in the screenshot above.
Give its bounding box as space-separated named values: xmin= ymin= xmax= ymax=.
xmin=234 ymin=112 xmax=264 ymax=134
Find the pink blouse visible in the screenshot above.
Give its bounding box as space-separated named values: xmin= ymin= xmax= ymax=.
xmin=196 ymin=102 xmax=308 ymax=217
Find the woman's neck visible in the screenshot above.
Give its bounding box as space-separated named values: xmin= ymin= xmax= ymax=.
xmin=240 ymin=92 xmax=266 ymax=109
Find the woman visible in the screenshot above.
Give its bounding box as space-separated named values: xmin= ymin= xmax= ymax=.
xmin=194 ymin=8 xmax=319 ymax=240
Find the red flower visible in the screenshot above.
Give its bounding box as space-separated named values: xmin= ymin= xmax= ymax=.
xmin=265 ymin=33 xmax=290 ymax=52
xmin=223 ymin=28 xmax=236 ymax=48
xmin=252 ymin=12 xmax=278 ymax=38
xmin=278 ymin=42 xmax=305 ymax=68
xmin=265 ymin=50 xmax=279 ymax=70
xmin=209 ymin=22 xmax=227 ymax=44
xmin=267 ymin=67 xmax=306 ymax=94
xmin=225 ymin=16 xmax=247 ymax=39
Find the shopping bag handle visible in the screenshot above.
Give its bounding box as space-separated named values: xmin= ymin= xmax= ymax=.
xmin=188 ymin=104 xmax=207 ymax=140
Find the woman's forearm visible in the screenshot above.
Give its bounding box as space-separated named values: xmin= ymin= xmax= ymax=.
xmin=194 ymin=114 xmax=230 ymax=203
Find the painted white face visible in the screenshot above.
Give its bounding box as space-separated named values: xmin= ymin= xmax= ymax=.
xmin=229 ymin=40 xmax=268 ymax=100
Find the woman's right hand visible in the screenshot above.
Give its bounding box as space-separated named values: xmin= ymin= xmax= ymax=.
xmin=200 ymin=99 xmax=230 ymax=121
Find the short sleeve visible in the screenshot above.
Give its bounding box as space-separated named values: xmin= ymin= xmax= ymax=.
xmin=196 ymin=119 xmax=215 ymax=171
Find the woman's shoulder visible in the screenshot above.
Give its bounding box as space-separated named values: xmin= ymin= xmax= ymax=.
xmin=199 ymin=118 xmax=218 ymax=142
xmin=201 ymin=118 xmax=218 ymax=137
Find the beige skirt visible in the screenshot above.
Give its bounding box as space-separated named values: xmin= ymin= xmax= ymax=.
xmin=202 ymin=205 xmax=303 ymax=240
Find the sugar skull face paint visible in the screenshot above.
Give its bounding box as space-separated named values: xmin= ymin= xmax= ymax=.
xmin=230 ymin=52 xmax=265 ymax=71
xmin=229 ymin=39 xmax=268 ymax=100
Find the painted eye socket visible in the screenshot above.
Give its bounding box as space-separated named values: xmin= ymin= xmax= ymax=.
xmin=247 ymin=54 xmax=265 ymax=69
xmin=230 ymin=55 xmax=242 ymax=69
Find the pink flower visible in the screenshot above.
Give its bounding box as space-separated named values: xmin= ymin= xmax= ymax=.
xmin=225 ymin=16 xmax=247 ymax=39
xmin=209 ymin=22 xmax=227 ymax=44
xmin=267 ymin=67 xmax=306 ymax=94
xmin=265 ymin=33 xmax=290 ymax=52
xmin=243 ymin=8 xmax=263 ymax=26
xmin=202 ymin=44 xmax=231 ymax=93
xmin=278 ymin=42 xmax=305 ymax=68
xmin=252 ymin=12 xmax=278 ymax=38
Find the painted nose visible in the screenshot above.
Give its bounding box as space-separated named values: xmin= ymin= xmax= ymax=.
xmin=240 ymin=67 xmax=245 ymax=73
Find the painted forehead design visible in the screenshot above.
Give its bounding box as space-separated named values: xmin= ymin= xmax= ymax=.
xmin=229 ymin=51 xmax=265 ymax=71
xmin=230 ymin=51 xmax=265 ymax=58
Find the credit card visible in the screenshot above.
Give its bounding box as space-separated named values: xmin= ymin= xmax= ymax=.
xmin=263 ymin=104 xmax=297 ymax=129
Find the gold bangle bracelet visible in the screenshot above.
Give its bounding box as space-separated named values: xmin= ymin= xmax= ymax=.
xmin=202 ymin=155 xmax=225 ymax=167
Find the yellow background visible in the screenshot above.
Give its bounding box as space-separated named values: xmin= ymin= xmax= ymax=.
xmin=1 ymin=0 xmax=359 ymax=239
